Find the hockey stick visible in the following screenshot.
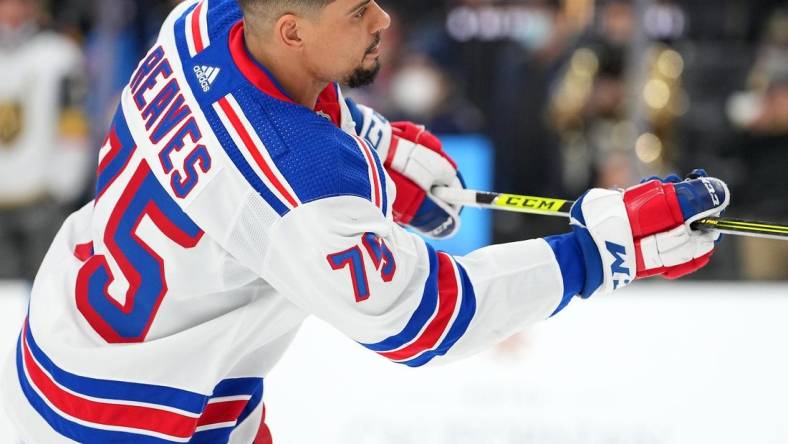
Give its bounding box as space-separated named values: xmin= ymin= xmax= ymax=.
xmin=432 ymin=187 xmax=788 ymax=241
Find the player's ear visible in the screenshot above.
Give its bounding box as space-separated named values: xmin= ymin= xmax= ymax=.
xmin=276 ymin=14 xmax=304 ymax=50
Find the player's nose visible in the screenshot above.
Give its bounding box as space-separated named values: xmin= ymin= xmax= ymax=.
xmin=369 ymin=2 xmax=391 ymax=34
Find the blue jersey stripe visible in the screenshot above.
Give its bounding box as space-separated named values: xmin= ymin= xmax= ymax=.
xmin=210 ymin=377 xmax=261 ymax=398
xmin=343 ymin=96 xmax=388 ymax=216
xmin=347 ymin=86 xmax=388 ymax=217
xmin=361 ymin=243 xmax=440 ymax=352
xmin=400 ymin=260 xmax=477 ymax=367
xmin=211 ymin=99 xmax=290 ymax=215
xmin=18 ymin=328 xmax=265 ymax=443
xmin=174 ymin=1 xmax=198 ymax=60
xmin=202 ymin=0 xmax=242 ymax=50
xmin=344 ymin=97 xmax=366 ymax=136
xmin=235 ymin=380 xmax=263 ymax=429
xmin=24 ymin=324 xmax=207 ymax=414
xmin=16 ymin=335 xmax=180 ymax=444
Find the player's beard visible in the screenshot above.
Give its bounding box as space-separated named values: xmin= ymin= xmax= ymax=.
xmin=344 ymin=34 xmax=382 ymax=88
xmin=344 ymin=60 xmax=381 ymax=88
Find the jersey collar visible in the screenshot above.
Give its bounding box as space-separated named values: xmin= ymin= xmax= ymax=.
xmin=229 ymin=20 xmax=295 ymax=104
xmin=228 ymin=20 xmax=343 ymax=127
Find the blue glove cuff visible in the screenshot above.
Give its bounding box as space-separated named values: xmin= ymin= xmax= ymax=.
xmin=545 ymin=229 xmax=603 ymax=316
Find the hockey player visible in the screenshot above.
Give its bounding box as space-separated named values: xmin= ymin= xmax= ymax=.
xmin=2 ymin=0 xmax=729 ymax=443
xmin=0 ymin=0 xmax=91 ymax=281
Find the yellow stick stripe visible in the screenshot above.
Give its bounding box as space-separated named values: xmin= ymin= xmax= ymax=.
xmin=701 ymin=222 xmax=785 ymax=232
xmin=716 ymin=225 xmax=788 ymax=235
xmin=697 ymin=220 xmax=788 ymax=235
xmin=719 ymin=222 xmax=788 ymax=233
xmin=493 ymin=195 xmax=568 ymax=213
xmin=704 ymin=219 xmax=788 ymax=231
xmin=701 ymin=219 xmax=788 ymax=232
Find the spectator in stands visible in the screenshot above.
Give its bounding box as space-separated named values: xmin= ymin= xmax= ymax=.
xmin=489 ymin=0 xmax=573 ymax=242
xmin=0 ymin=0 xmax=91 ymax=281
xmin=549 ymin=0 xmax=636 ymax=195
xmin=724 ymin=8 xmax=788 ymax=280
xmin=346 ymin=9 xmax=483 ymax=135
xmin=726 ymin=79 xmax=788 ymax=280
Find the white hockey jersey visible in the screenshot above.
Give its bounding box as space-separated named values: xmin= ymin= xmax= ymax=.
xmin=0 ymin=28 xmax=90 ymax=205
xmin=2 ymin=1 xmax=585 ymax=442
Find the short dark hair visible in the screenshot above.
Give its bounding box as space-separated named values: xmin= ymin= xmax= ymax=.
xmin=236 ymin=0 xmax=335 ymax=21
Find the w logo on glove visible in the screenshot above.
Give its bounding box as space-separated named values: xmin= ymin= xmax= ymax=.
xmin=605 ymin=241 xmax=631 ymax=289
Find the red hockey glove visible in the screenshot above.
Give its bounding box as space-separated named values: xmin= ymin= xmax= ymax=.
xmin=384 ymin=121 xmax=464 ymax=238
xmin=626 ymin=170 xmax=729 ymax=279
xmin=345 ymin=96 xmax=465 ymax=238
xmin=568 ymin=172 xmax=730 ymax=297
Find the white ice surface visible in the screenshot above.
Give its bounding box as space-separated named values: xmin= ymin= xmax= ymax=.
xmin=2 ymin=282 xmax=787 ymax=444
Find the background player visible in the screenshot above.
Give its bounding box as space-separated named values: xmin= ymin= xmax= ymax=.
xmin=0 ymin=0 xmax=91 ymax=282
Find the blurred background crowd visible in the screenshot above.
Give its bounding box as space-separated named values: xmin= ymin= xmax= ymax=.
xmin=0 ymin=0 xmax=786 ymax=282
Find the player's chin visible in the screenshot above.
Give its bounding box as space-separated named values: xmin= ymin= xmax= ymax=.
xmin=343 ymin=60 xmax=382 ymax=88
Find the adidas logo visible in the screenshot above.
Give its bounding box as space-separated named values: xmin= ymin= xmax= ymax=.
xmin=193 ymin=65 xmax=220 ymax=92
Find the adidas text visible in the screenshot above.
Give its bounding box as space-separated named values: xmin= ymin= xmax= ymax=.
xmin=193 ymin=65 xmax=220 ymax=92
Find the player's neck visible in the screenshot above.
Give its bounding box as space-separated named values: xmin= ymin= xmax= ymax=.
xmin=245 ymin=28 xmax=325 ymax=110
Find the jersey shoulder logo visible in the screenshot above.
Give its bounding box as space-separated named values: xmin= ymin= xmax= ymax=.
xmin=193 ymin=65 xmax=221 ymax=92
xmin=0 ymin=100 xmax=23 ymax=146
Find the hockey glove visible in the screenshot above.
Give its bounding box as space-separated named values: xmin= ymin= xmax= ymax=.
xmin=570 ymin=173 xmax=730 ymax=298
xmin=349 ymin=101 xmax=464 ymax=239
xmin=386 ymin=121 xmax=464 ymax=238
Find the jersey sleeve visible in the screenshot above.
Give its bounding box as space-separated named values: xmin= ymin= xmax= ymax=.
xmin=343 ymin=96 xmax=393 ymax=156
xmin=257 ymin=194 xmax=573 ymax=367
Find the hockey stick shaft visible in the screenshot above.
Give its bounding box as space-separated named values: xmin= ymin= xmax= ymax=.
xmin=433 ymin=187 xmax=788 ymax=241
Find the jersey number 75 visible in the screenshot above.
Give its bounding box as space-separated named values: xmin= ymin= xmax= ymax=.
xmin=327 ymin=233 xmax=396 ymax=303
xmin=75 ymin=118 xmax=204 ymax=344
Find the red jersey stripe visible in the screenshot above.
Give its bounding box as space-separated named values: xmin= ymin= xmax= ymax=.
xmin=217 ymin=97 xmax=299 ymax=208
xmin=195 ymin=399 xmax=248 ymax=427
xmin=191 ymin=2 xmax=205 ymax=53
xmin=356 ymin=136 xmax=382 ymax=210
xmin=379 ymin=253 xmax=459 ymax=361
xmin=21 ymin=330 xmax=197 ymax=439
